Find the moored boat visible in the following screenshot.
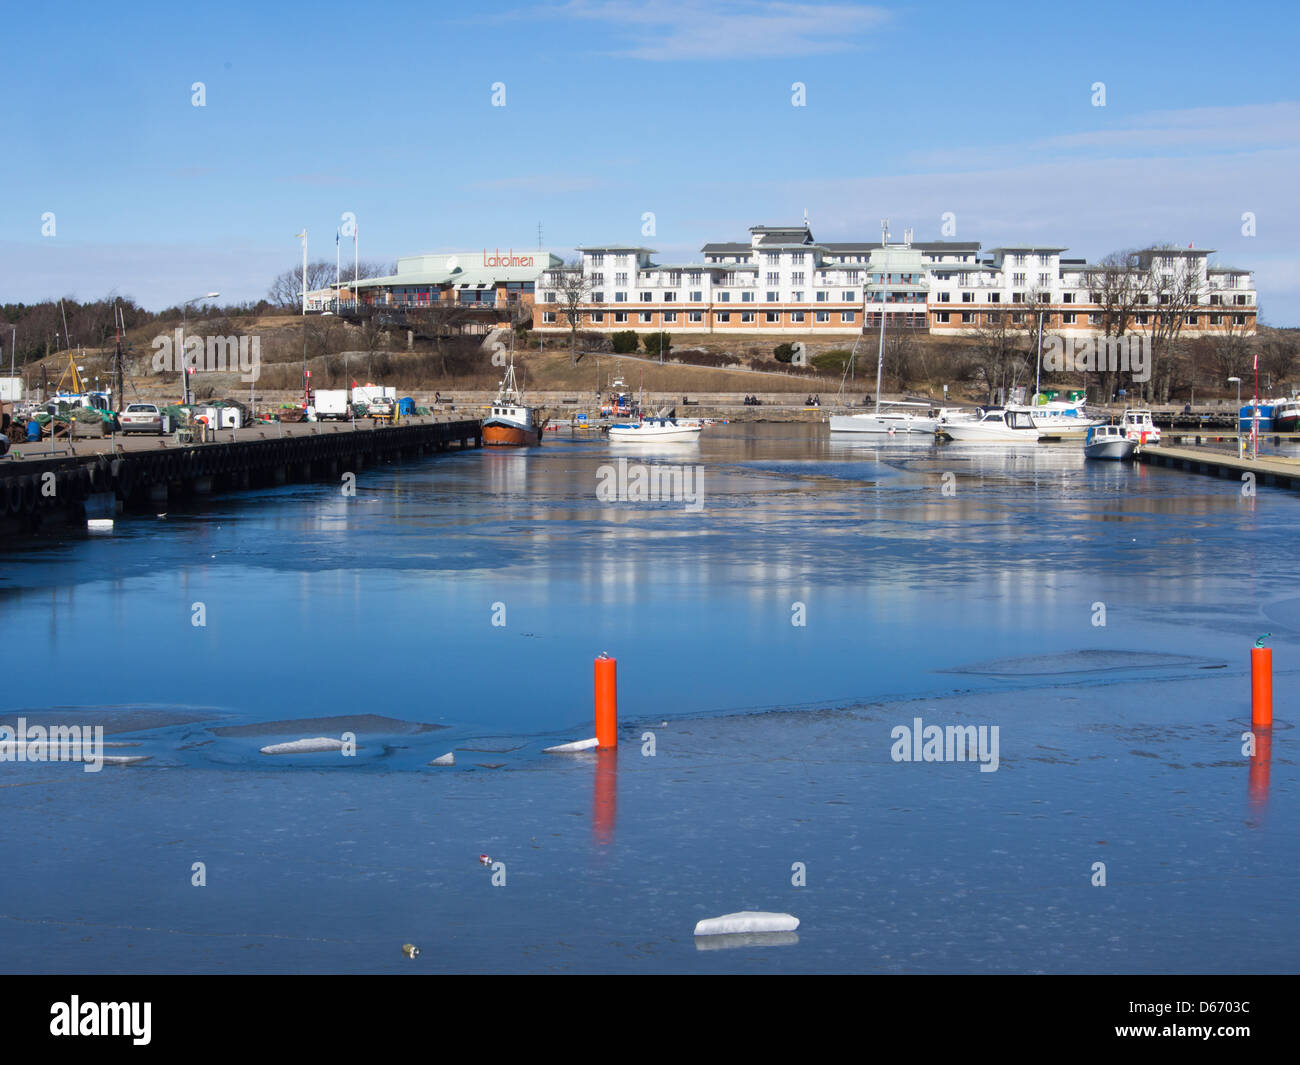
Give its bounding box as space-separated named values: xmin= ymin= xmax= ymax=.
xmin=608 ymin=417 xmax=702 ymax=442
xmin=941 ymin=407 xmax=1040 ymax=442
xmin=1119 ymin=408 xmax=1161 ymax=445
xmin=1083 ymin=424 xmax=1136 ymax=460
xmin=483 ymin=345 xmax=545 ymax=447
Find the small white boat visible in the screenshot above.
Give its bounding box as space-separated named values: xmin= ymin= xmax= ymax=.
xmin=1083 ymin=424 xmax=1136 ymax=460
xmin=942 ymin=408 xmax=1041 ymax=442
xmin=608 ymin=417 xmax=702 ymax=442
xmin=1024 ymin=401 xmax=1105 ymax=438
xmin=1119 ymin=408 xmax=1161 ymax=445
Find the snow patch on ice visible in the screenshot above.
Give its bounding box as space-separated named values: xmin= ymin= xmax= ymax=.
xmin=694 ymin=911 xmax=800 ymax=936
xmin=260 ymin=737 xmax=348 ymax=755
xmin=543 ymin=737 xmax=599 ymax=753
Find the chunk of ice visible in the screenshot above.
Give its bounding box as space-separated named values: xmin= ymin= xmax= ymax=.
xmin=259 ymin=737 xmax=348 ymax=755
xmin=542 ymin=737 xmax=599 ymax=753
xmin=429 ymin=752 xmax=455 ymax=766
xmin=693 ymin=911 xmax=800 ymax=936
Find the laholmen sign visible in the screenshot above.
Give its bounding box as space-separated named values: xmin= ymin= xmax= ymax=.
xmin=482 ymin=249 xmax=535 ymax=268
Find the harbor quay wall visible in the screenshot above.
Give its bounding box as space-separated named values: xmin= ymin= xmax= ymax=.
xmin=0 ymin=416 xmax=481 ymax=540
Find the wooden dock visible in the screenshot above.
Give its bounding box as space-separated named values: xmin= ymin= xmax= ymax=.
xmin=0 ymin=415 xmax=481 ymax=539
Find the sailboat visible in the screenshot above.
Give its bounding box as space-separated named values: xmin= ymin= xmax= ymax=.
xmin=829 ymin=227 xmax=937 ymax=436
xmin=483 ymin=337 xmax=546 ymax=446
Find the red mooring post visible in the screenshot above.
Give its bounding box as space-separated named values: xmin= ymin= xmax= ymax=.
xmin=1251 ymin=645 xmax=1273 ymax=729
xmin=595 ymin=653 xmax=618 ymax=748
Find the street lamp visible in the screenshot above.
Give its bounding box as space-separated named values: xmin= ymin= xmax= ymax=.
xmin=1229 ymin=376 xmax=1242 ymax=410
xmin=180 ymin=292 xmax=220 ymax=405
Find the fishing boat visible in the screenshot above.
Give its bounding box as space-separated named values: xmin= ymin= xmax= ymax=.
xmin=1270 ymin=396 xmax=1300 ymax=433
xmin=608 ymin=416 xmax=702 ymax=442
xmin=1119 ymin=409 xmax=1160 ymax=445
xmin=1083 ymin=424 xmax=1136 ymax=460
xmin=942 ymin=407 xmax=1041 ymax=442
xmin=483 ymin=342 xmax=545 ymax=447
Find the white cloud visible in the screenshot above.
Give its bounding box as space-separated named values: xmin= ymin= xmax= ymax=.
xmin=553 ymin=0 xmax=890 ymax=60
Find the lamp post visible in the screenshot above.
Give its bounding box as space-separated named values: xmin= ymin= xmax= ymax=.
xmin=180 ymin=292 xmax=220 ymax=406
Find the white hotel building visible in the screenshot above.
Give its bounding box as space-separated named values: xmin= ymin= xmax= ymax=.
xmin=532 ymin=223 xmax=1257 ymax=339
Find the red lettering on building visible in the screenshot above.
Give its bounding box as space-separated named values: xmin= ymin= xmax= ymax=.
xmin=482 ymin=248 xmax=535 ymax=268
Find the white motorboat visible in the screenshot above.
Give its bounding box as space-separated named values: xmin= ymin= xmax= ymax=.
xmin=941 ymin=408 xmax=1041 ymax=442
xmin=1024 ymin=400 xmax=1105 ymax=438
xmin=1083 ymin=424 xmax=1136 ymax=460
xmin=608 ymin=417 xmax=702 ymax=442
xmin=1119 ymin=409 xmax=1161 ymax=444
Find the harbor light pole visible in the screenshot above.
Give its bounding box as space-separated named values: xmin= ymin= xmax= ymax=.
xmin=180 ymin=292 xmax=220 ymax=406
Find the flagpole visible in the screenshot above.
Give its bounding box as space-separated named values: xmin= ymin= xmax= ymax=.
xmin=336 ymin=229 xmax=341 ymax=313
xmin=354 ymin=223 xmax=359 ymax=307
xmin=300 ymin=230 xmax=307 ymax=316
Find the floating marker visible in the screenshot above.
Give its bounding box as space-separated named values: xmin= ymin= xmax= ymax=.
xmin=1252 ymin=635 xmax=1273 ymax=729
xmin=595 ymin=652 xmax=617 ymax=749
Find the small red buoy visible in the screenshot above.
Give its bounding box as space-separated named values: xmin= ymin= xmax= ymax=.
xmin=479 ymin=854 xmax=492 ymax=865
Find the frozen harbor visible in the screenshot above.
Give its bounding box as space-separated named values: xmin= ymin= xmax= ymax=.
xmin=1 ymin=423 xmax=1296 ymax=973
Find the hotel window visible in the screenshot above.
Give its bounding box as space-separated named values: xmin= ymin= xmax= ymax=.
xmin=1012 ymin=273 xmax=1026 ymax=287
xmin=639 ymin=292 xmax=652 ymax=302
xmin=663 ymin=292 xmax=676 ymax=301
xmin=959 ymin=312 xmax=973 ymax=323
xmin=590 ymin=312 xmax=604 ymax=323
xmin=791 ymin=291 xmax=803 ymax=302
xmin=1184 ymin=314 xmax=1199 ymax=326
xmin=1234 ymin=314 xmax=1247 ymax=325
xmin=1136 ymin=313 xmax=1149 ymax=324
xmin=742 ymin=291 xmax=754 ymax=302
xmin=719 ymin=291 xmax=730 ymax=302
xmin=1089 ymin=313 xmax=1101 ymax=325
xmin=542 ymin=311 xmax=556 ymax=323
xmin=766 ymin=291 xmax=779 ymax=302
xmin=592 ymin=292 xmax=604 ymax=303
xmin=590 ymin=273 xmax=604 ymax=286
xmin=639 ymin=312 xmax=653 ymax=323
xmin=1011 ymin=313 xmax=1025 ymax=324
xmin=1013 ymin=254 xmax=1026 ymax=266
xmin=614 ymin=312 xmax=628 ymax=323
xmin=690 ymin=290 xmax=703 ymax=302
xmin=1211 ymin=314 xmax=1223 ymax=325
xmin=935 ymin=311 xmax=950 ymax=323
xmin=544 ymin=291 xmax=556 ymax=303
xmin=688 ymin=311 xmax=703 ymax=323
xmin=1038 ymin=273 xmax=1051 ymax=288
xmin=936 ymin=292 xmax=950 ymax=303
xmin=664 ymin=312 xmax=677 ymax=323
xmin=791 ymin=311 xmax=805 ymax=323
xmin=790 ymin=252 xmax=806 ymax=263
xmin=764 ymin=253 xmax=779 ymax=265
xmin=766 ymin=272 xmax=779 ymax=285
xmin=816 ymin=291 xmax=828 ymax=302
xmin=815 ymin=311 xmax=830 ymax=323
xmin=845 ymin=271 xmax=860 ymax=284
xmin=988 ymin=293 xmax=1000 ymax=303
xmin=765 ymin=312 xmax=779 ymax=323
xmin=615 ymin=292 xmax=627 ymax=302
xmin=717 ymin=312 xmax=731 ymax=322
xmin=741 ymin=312 xmax=755 ymax=323
xmin=666 ymin=273 xmax=682 ymax=287
xmin=688 ymin=272 xmax=702 ymax=285
xmin=842 ymin=291 xmax=856 ymax=302
xmin=1136 ymin=294 xmax=1149 ymax=305
xmin=1012 ymin=293 xmax=1023 ymax=303
xmin=961 ymin=292 xmax=974 ymax=303
xmin=840 ymin=311 xmax=855 ymax=323
xmin=1062 ymin=312 xmax=1076 ymax=324
xmin=792 ymin=272 xmax=805 ymax=285
xmin=590 ymin=254 xmax=604 ymax=266
xmin=615 ymin=272 xmax=628 ymax=285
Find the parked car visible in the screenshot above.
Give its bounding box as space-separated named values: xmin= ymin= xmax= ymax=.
xmin=120 ymin=403 xmax=164 ymax=434
xmin=367 ymin=396 xmax=396 ymax=419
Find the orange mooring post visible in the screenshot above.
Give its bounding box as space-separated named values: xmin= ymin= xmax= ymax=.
xmin=594 ymin=653 xmax=618 ymax=748
xmin=1251 ymin=645 xmax=1273 ymax=729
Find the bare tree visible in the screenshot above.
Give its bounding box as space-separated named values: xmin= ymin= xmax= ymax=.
xmin=970 ymin=308 xmax=1030 ymax=403
xmin=1143 ymin=245 xmax=1204 ymax=402
xmin=267 ymin=260 xmax=341 ymax=308
xmin=543 ymin=260 xmax=590 ymax=366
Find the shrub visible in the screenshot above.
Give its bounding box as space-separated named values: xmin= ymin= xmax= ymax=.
xmin=642 ymin=332 xmax=673 ymax=357
xmin=773 ymin=342 xmax=796 ymax=363
xmin=611 ymin=330 xmax=639 ymax=354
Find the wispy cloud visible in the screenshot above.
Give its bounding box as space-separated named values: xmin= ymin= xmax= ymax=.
xmin=472 ymin=174 xmax=604 ymax=192
xmin=551 ymin=0 xmax=890 ymax=60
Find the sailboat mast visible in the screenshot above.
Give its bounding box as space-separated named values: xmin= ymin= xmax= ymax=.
xmin=1035 ymin=309 xmax=1043 ymax=405
xmin=874 ymin=218 xmax=888 ymax=414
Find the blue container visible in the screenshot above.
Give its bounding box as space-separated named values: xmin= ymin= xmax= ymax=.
xmin=1239 ymin=404 xmax=1274 ymax=432
xmin=398 ymin=397 xmax=416 ymax=415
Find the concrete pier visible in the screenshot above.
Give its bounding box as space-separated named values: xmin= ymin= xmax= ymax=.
xmin=0 ymin=415 xmax=481 ymax=538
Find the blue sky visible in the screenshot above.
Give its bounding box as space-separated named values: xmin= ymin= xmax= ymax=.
xmin=2 ymin=0 xmax=1297 ymax=321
